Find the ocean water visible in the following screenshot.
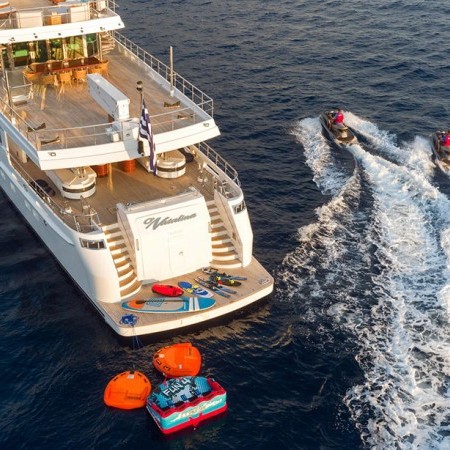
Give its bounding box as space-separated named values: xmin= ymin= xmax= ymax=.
xmin=1 ymin=0 xmax=449 ymax=449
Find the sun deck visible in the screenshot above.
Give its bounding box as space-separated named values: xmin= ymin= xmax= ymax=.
xmin=4 ymin=1 xmax=87 ymax=10
xmin=11 ymin=147 xmax=215 ymax=227
xmin=6 ymin=45 xmax=209 ymax=151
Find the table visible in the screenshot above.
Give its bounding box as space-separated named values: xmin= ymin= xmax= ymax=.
xmin=28 ymin=57 xmax=101 ymax=75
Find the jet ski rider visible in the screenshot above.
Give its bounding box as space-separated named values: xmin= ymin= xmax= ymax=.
xmin=333 ymin=109 xmax=344 ymax=125
xmin=442 ymin=130 xmax=450 ymax=146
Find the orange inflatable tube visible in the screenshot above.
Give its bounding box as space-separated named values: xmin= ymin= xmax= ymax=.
xmin=153 ymin=343 xmax=202 ymax=378
xmin=104 ymin=370 xmax=151 ymax=410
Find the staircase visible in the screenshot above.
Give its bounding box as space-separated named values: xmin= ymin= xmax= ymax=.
xmin=103 ymin=224 xmax=142 ymax=299
xmin=207 ymin=200 xmax=241 ymax=269
xmin=100 ymin=32 xmax=115 ymax=56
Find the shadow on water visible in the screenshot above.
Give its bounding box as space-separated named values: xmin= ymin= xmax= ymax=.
xmin=431 ymin=162 xmax=450 ymax=197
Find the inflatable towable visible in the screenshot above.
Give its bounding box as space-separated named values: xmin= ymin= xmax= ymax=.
xmin=153 ymin=342 xmax=202 ymax=378
xmin=146 ymin=376 xmax=227 ymax=434
xmin=104 ymin=370 xmax=151 ymax=410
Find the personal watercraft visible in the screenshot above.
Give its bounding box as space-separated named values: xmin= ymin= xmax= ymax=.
xmin=320 ymin=110 xmax=357 ymax=145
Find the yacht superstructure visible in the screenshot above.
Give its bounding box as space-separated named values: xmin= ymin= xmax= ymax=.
xmin=0 ymin=0 xmax=273 ymax=336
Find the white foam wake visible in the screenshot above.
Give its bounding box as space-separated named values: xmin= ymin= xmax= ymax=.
xmin=345 ymin=111 xmax=436 ymax=180
xmin=291 ymin=117 xmax=350 ymax=196
xmin=284 ymin=114 xmax=450 ymax=449
xmin=344 ymin=143 xmax=450 ymax=450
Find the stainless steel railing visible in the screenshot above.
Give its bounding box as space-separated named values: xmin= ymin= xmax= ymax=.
xmin=112 ymin=31 xmax=214 ymax=117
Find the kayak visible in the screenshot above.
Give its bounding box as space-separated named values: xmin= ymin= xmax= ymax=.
xmin=152 ymin=284 xmax=184 ymax=297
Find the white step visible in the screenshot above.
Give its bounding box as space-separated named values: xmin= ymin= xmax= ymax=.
xmin=211 ymin=226 xmax=228 ymax=238
xmin=121 ymin=280 xmax=142 ymax=299
xmin=210 ymin=259 xmax=242 ymax=269
xmin=213 ymin=250 xmax=239 ymax=261
xmin=212 ymin=242 xmax=235 ymax=253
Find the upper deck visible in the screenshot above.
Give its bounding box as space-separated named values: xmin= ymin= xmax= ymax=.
xmin=0 ymin=1 xmax=220 ymax=170
xmin=0 ymin=1 xmax=122 ymax=44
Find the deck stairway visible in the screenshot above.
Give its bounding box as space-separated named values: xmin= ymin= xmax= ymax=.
xmin=100 ymin=32 xmax=115 ymax=56
xmin=207 ymin=200 xmax=241 ymax=269
xmin=103 ymin=223 xmax=142 ymax=299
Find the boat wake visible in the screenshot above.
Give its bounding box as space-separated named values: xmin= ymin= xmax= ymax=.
xmin=280 ymin=114 xmax=450 ymax=449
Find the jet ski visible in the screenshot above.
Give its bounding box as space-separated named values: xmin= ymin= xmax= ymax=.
xmin=431 ymin=131 xmax=450 ymax=173
xmin=320 ymin=110 xmax=357 ymax=145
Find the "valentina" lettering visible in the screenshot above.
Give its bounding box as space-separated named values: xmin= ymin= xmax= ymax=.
xmin=144 ymin=213 xmax=197 ymax=230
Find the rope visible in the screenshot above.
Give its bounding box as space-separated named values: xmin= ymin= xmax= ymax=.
xmin=120 ymin=314 xmax=143 ymax=349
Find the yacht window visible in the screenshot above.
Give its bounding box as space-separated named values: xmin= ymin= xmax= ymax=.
xmin=79 ymin=238 xmax=106 ymax=250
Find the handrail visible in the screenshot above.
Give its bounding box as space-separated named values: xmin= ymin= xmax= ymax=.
xmin=197 ymin=141 xmax=241 ymax=188
xmin=11 ymin=153 xmax=101 ymax=233
xmin=112 ymin=31 xmax=214 ymax=117
xmin=0 ymin=82 xmax=41 ymax=147
xmin=29 ymin=106 xmax=199 ymax=149
xmin=0 ymin=1 xmax=118 ymax=31
xmin=0 ymin=78 xmax=201 ymax=151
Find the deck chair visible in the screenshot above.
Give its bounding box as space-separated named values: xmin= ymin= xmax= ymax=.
xmin=72 ymin=68 xmax=87 ymax=84
xmin=88 ymin=65 xmax=103 ymax=75
xmin=57 ymin=70 xmax=72 ymax=99
xmin=39 ymin=73 xmax=56 ymax=110
xmin=98 ymin=60 xmax=109 ymax=78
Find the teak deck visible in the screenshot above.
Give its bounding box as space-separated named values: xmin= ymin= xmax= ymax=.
xmin=8 ymin=43 xmax=213 ymax=225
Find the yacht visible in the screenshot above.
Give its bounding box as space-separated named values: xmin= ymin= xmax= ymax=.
xmin=0 ymin=0 xmax=273 ymax=336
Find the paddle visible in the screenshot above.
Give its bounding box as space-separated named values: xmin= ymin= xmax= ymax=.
xmin=196 ymin=277 xmax=237 ymax=294
xmin=194 ymin=278 xmax=231 ymax=298
xmin=178 ymin=281 xmax=214 ymax=298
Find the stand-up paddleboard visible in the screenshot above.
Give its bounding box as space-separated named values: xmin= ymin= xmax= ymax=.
xmin=178 ymin=281 xmax=214 ymax=298
xmin=152 ymin=284 xmax=184 ymax=297
xmin=122 ymin=297 xmax=216 ymax=313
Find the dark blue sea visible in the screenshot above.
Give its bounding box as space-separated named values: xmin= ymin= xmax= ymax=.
xmin=1 ymin=1 xmax=449 ymax=448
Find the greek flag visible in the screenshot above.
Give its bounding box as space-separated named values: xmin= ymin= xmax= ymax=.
xmin=139 ymin=100 xmax=156 ymax=174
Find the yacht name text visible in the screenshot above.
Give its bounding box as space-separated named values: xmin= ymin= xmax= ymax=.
xmin=144 ymin=213 xmax=197 ymax=230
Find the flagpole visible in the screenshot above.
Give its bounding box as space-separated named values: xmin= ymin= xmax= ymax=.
xmin=136 ymin=80 xmax=143 ymax=108
xmin=138 ymin=89 xmax=157 ymax=175
xmin=136 ymin=80 xmax=144 ymax=156
xmin=169 ymin=46 xmax=174 ymax=97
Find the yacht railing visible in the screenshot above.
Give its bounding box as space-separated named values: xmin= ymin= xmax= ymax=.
xmin=0 ymin=85 xmax=41 ymax=147
xmin=112 ymin=31 xmax=214 ymax=117
xmin=11 ymin=153 xmax=101 ymax=233
xmin=197 ymin=141 xmax=240 ymax=188
xmin=0 ymin=1 xmax=118 ymax=31
xmin=29 ymin=106 xmax=199 ymax=149
xmin=0 ymin=77 xmax=201 ymax=150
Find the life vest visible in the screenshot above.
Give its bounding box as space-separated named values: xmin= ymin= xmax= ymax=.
xmin=444 ymin=134 xmax=450 ymax=146
xmin=335 ymin=112 xmax=344 ymax=124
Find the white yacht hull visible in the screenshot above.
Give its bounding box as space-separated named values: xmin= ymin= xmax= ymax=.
xmin=0 ymin=1 xmax=274 ymax=338
xmin=0 ymin=158 xmax=121 ymax=303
